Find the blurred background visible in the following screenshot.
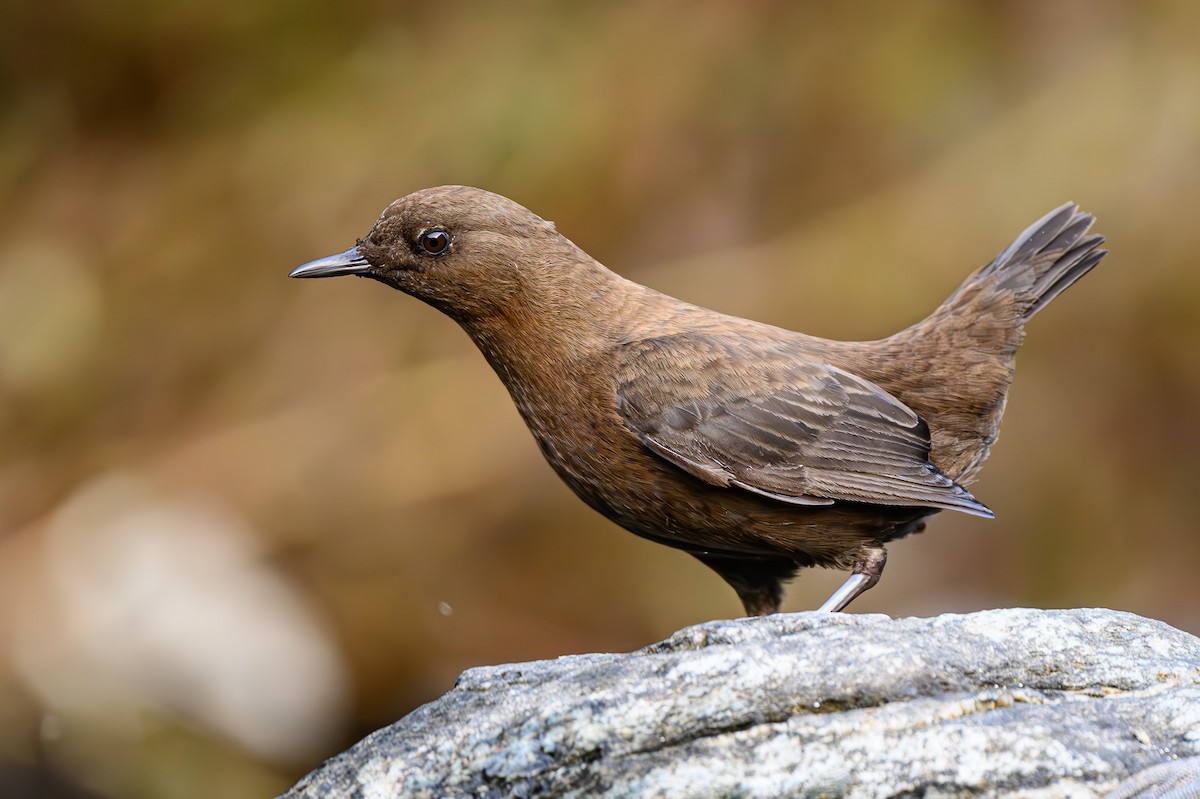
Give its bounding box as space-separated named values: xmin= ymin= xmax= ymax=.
xmin=2 ymin=1 xmax=1198 ymax=796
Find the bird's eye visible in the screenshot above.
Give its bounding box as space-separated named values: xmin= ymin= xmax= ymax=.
xmin=418 ymin=230 xmax=451 ymax=255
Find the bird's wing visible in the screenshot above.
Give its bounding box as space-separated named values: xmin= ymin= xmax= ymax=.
xmin=615 ymin=333 xmax=993 ymax=517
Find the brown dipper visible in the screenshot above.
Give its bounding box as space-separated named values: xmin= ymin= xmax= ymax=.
xmin=290 ymin=187 xmax=1106 ymax=616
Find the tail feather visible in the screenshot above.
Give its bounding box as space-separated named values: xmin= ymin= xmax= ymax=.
xmin=1025 ymin=237 xmax=1106 ymax=319
xmin=986 ymin=202 xmax=1081 ymax=275
xmin=980 ymin=202 xmax=1107 ymax=322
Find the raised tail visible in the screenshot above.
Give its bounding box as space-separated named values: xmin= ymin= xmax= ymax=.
xmin=864 ymin=203 xmax=1107 ymax=483
xmin=944 ymin=202 xmax=1107 ymax=325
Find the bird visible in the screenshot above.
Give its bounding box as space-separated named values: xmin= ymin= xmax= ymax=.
xmin=290 ymin=186 xmax=1106 ymax=616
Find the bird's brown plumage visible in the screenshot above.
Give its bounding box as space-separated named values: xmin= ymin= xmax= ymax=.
xmin=291 ymin=186 xmax=1106 ymax=616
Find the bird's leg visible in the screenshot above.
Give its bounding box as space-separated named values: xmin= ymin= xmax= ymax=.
xmin=692 ymin=553 xmax=799 ymax=617
xmin=735 ymin=583 xmax=784 ymax=617
xmin=816 ymin=547 xmax=887 ymax=613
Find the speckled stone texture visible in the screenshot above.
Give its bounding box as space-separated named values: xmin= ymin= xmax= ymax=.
xmin=282 ymin=609 xmax=1200 ymax=799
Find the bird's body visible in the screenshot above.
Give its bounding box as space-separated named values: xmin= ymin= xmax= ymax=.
xmin=292 ymin=186 xmax=1106 ymax=615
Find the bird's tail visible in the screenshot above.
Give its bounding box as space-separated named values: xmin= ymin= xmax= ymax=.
xmin=871 ymin=203 xmax=1106 ymax=483
xmin=933 ymin=202 xmax=1107 ymax=332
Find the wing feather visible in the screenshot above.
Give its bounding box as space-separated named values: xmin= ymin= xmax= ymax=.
xmin=616 ymin=333 xmax=993 ymax=518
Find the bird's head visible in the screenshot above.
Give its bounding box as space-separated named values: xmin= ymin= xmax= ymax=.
xmin=290 ymin=186 xmax=591 ymax=324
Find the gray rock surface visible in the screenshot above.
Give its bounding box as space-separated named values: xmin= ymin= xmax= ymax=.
xmin=283 ymin=609 xmax=1200 ymax=798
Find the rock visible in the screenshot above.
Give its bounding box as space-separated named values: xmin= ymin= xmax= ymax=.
xmin=1107 ymin=755 xmax=1200 ymax=798
xmin=282 ymin=609 xmax=1200 ymax=798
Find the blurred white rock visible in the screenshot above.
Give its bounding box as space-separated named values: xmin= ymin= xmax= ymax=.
xmin=8 ymin=474 xmax=351 ymax=763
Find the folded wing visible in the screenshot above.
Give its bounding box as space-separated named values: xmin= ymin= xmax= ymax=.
xmin=615 ymin=334 xmax=993 ymax=517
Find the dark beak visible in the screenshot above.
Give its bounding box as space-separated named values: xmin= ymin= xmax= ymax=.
xmin=289 ymin=247 xmax=372 ymax=279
